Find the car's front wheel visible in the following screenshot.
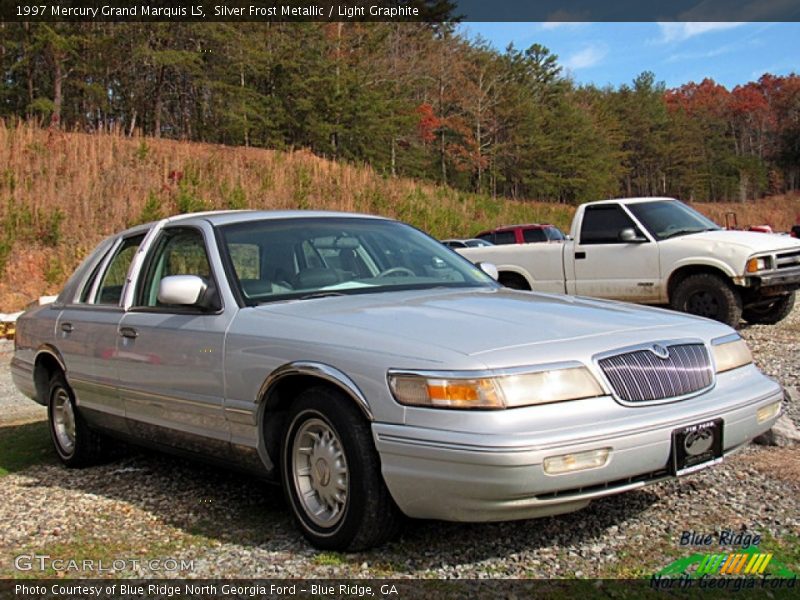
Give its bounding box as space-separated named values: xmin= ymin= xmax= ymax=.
xmin=280 ymin=386 xmax=401 ymax=550
xmin=47 ymin=372 xmax=106 ymax=467
xmin=671 ymin=273 xmax=742 ymax=327
xmin=743 ymin=292 xmax=795 ymax=325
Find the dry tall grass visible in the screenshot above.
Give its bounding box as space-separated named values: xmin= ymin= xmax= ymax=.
xmin=1 ymin=121 xmax=798 ymax=311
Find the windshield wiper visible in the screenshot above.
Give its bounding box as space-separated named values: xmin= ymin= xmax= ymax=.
xmin=297 ymin=291 xmax=347 ymax=300
xmin=661 ymin=227 xmax=715 ymax=240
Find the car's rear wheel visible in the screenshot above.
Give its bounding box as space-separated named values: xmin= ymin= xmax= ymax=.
xmin=671 ymin=273 xmax=742 ymax=327
xmin=499 ymin=272 xmax=530 ymax=290
xmin=280 ymin=386 xmax=401 ymax=550
xmin=743 ymin=292 xmax=795 ymax=325
xmin=47 ymin=372 xmax=106 ymax=467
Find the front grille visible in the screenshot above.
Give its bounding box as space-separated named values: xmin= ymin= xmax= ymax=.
xmin=775 ymin=250 xmax=800 ymax=270
xmin=598 ymin=343 xmax=713 ymax=403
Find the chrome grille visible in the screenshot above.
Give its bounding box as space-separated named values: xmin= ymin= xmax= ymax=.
xmin=598 ymin=343 xmax=713 ymax=403
xmin=776 ymin=250 xmax=800 ymax=270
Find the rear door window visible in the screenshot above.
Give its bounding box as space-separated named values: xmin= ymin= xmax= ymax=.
xmin=93 ymin=234 xmax=145 ymax=305
xmin=523 ymin=229 xmax=547 ymax=243
xmin=493 ymin=231 xmax=516 ymax=245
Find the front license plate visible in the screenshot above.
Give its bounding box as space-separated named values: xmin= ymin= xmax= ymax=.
xmin=671 ymin=419 xmax=724 ymax=476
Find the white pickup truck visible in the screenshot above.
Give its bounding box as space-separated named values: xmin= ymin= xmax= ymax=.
xmin=457 ymin=197 xmax=800 ymax=327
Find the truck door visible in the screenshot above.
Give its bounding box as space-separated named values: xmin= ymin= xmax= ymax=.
xmin=571 ymin=204 xmax=661 ymax=302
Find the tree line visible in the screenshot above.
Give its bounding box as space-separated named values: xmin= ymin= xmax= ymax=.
xmin=1 ymin=22 xmax=798 ymax=203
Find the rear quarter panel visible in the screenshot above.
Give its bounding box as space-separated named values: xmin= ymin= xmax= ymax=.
xmin=457 ymin=244 xmax=566 ymax=294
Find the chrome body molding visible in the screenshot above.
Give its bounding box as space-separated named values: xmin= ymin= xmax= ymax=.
xmin=260 ymin=361 xmax=374 ymax=421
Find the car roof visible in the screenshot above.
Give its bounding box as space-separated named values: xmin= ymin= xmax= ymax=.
xmin=117 ymin=210 xmax=389 ymax=236
xmin=584 ymin=197 xmax=677 ymax=206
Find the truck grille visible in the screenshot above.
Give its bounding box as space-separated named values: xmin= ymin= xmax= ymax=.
xmin=775 ymin=250 xmax=800 ymax=270
xmin=598 ymin=343 xmax=713 ymax=403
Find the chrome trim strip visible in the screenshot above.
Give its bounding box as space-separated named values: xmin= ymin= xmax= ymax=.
xmin=387 ymin=361 xmax=586 ymax=381
xmin=260 ymin=361 xmax=373 ymax=421
xmin=711 ymin=333 xmax=741 ymax=346
xmin=68 ymin=376 xmax=115 ymax=392
xmin=120 ymin=387 xmax=224 ymax=410
xmin=33 ymin=346 xmax=67 ymax=373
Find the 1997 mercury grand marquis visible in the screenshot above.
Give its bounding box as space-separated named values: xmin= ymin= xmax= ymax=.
xmin=11 ymin=211 xmax=785 ymax=550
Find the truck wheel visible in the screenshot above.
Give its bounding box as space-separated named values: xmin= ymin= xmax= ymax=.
xmin=499 ymin=273 xmax=530 ymax=290
xmin=671 ymin=273 xmax=742 ymax=327
xmin=48 ymin=372 xmax=107 ymax=467
xmin=281 ymin=386 xmax=401 ymax=551
xmin=743 ymin=292 xmax=795 ymax=325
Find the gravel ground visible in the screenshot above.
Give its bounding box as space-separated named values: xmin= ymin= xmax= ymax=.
xmin=0 ymin=308 xmax=798 ymax=579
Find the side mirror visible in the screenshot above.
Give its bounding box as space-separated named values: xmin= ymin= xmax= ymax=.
xmin=477 ymin=262 xmax=499 ymax=281
xmin=157 ymin=275 xmax=207 ymax=306
xmin=619 ymin=228 xmax=647 ymax=243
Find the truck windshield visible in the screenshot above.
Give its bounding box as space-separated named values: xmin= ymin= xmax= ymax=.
xmin=627 ymin=200 xmax=721 ymax=240
xmin=219 ymin=217 xmax=496 ymax=304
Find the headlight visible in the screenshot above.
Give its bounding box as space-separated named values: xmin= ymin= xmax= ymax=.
xmin=746 ymin=256 xmax=772 ymax=273
xmin=712 ymin=335 xmax=753 ymax=373
xmin=388 ymin=365 xmax=604 ymax=410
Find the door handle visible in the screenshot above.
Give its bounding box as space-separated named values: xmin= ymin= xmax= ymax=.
xmin=119 ymin=327 xmax=138 ymax=339
xmin=60 ymin=322 xmax=74 ymax=333
xmin=575 ymin=251 xmax=587 ymax=260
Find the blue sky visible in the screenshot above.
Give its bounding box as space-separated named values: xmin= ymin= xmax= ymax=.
xmin=462 ymin=22 xmax=799 ymax=89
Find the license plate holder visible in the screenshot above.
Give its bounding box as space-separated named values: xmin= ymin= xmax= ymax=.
xmin=671 ymin=419 xmax=724 ymax=476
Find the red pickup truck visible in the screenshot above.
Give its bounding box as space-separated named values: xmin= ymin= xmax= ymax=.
xmin=474 ymin=223 xmax=566 ymax=245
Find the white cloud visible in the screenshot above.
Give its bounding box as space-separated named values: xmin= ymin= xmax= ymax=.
xmin=539 ymin=17 xmax=589 ymax=31
xmin=563 ymin=44 xmax=608 ymax=70
xmin=657 ymin=22 xmax=745 ymax=43
xmin=666 ymin=44 xmax=734 ymax=63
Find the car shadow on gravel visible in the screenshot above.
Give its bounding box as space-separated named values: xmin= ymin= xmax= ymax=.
xmin=12 ymin=429 xmax=660 ymax=562
xmin=0 ymin=420 xmax=55 ymax=475
xmin=380 ymin=490 xmax=661 ymax=567
xmin=16 ymin=444 xmax=299 ymax=548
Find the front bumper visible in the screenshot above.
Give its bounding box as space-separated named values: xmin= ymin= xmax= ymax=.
xmin=747 ymin=263 xmax=800 ymax=289
xmin=373 ymin=365 xmax=783 ymax=521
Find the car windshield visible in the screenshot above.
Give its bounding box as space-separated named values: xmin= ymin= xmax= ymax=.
xmin=219 ymin=217 xmax=496 ymax=304
xmin=626 ymin=200 xmax=721 ymax=240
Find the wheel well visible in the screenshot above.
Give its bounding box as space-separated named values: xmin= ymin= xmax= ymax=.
xmin=33 ymin=352 xmax=63 ymax=404
xmin=667 ymin=265 xmax=732 ymax=302
xmin=498 ymin=271 xmax=531 ymax=290
xmin=260 ymin=375 xmax=364 ymax=468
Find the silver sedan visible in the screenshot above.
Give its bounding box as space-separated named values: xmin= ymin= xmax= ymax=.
xmin=11 ymin=211 xmax=784 ymax=550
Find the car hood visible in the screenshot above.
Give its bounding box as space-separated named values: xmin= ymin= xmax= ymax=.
xmin=671 ymin=230 xmax=800 ymax=253
xmin=253 ymin=287 xmax=722 ymax=359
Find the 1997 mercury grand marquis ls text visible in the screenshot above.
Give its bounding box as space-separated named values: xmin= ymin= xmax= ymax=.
xmin=11 ymin=211 xmax=785 ymax=550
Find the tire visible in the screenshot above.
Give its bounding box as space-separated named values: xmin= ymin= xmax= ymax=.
xmin=671 ymin=273 xmax=742 ymax=327
xmin=499 ymin=273 xmax=530 ymax=290
xmin=280 ymin=386 xmax=401 ymax=551
xmin=47 ymin=371 xmax=107 ymax=467
xmin=743 ymin=292 xmax=795 ymax=325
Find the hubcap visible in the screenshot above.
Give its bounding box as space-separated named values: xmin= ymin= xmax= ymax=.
xmin=688 ymin=291 xmax=719 ymax=318
xmin=53 ymin=388 xmax=76 ymax=455
xmin=292 ymin=417 xmax=349 ymax=528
